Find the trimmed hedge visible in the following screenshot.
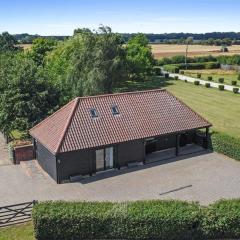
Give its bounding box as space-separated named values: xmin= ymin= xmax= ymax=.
xmin=153 ymin=67 xmax=162 ymax=75
xmin=218 ymin=85 xmax=224 ymax=91
xmin=202 ymin=199 xmax=240 ymax=239
xmin=32 ymin=200 xmax=203 ymax=240
xmin=163 ymin=64 xmax=180 ymax=73
xmin=211 ymin=132 xmax=240 ymax=161
xmin=163 ymin=62 xmax=220 ymax=73
xmin=232 ymin=80 xmax=237 ymax=86
xmin=207 ymin=76 xmax=212 ymax=81
xmin=205 ymin=83 xmax=211 ymax=88
xmin=197 ymin=73 xmax=201 ymax=78
xmin=194 ymin=80 xmax=200 ymax=85
xmin=33 ymin=199 xmax=240 ymax=240
xmin=218 ymin=78 xmax=224 ymax=83
xmin=233 ymin=87 xmax=239 ymax=93
xmin=164 ymin=73 xmax=169 ymax=78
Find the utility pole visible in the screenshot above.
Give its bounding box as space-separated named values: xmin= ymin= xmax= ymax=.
xmin=185 ymin=37 xmax=193 ymax=70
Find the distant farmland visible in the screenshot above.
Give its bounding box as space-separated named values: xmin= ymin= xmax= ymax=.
xmin=151 ymin=44 xmax=240 ymax=59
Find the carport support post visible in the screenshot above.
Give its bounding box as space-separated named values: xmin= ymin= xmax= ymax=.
xmin=205 ymin=127 xmax=209 ymax=149
xmin=175 ymin=134 xmax=180 ymax=156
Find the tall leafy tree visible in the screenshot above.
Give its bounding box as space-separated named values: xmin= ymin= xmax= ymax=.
xmin=126 ymin=33 xmax=155 ymax=80
xmin=29 ymin=38 xmax=57 ymax=66
xmin=46 ymin=26 xmax=127 ymax=102
xmin=0 ymin=53 xmax=60 ymax=136
xmin=0 ymin=32 xmax=21 ymax=53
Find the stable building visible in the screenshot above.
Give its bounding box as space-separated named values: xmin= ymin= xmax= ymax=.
xmin=29 ymin=89 xmax=212 ymax=183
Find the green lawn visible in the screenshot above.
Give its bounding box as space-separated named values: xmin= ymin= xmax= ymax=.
xmin=184 ymin=69 xmax=240 ymax=86
xmin=116 ymin=77 xmax=240 ymax=138
xmin=0 ymin=222 xmax=34 ymax=240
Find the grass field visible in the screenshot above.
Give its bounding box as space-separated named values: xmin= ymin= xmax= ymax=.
xmin=117 ymin=77 xmax=240 ymax=138
xmin=151 ymin=44 xmax=240 ymax=59
xmin=0 ymin=222 xmax=34 ymax=240
xmin=184 ymin=69 xmax=240 ymax=86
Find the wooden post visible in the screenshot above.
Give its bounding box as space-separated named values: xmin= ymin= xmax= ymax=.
xmin=176 ymin=134 xmax=180 ymax=156
xmin=205 ymin=127 xmax=209 ymax=149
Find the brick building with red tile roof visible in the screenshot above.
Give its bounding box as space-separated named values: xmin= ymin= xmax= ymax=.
xmin=30 ymin=89 xmax=211 ymax=183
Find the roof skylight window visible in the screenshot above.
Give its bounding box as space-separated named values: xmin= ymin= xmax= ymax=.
xmin=111 ymin=105 xmax=120 ymax=115
xmin=89 ymin=108 xmax=98 ymax=118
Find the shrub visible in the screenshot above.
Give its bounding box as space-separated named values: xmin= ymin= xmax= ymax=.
xmin=153 ymin=67 xmax=162 ymax=76
xmin=164 ymin=73 xmax=169 ymax=78
xmin=32 ymin=201 xmax=203 ymax=240
xmin=194 ymin=80 xmax=200 ymax=85
xmin=184 ymin=79 xmax=188 ymax=83
xmin=233 ymin=87 xmax=239 ymax=94
xmin=163 ymin=64 xmax=179 ymax=73
xmin=238 ymin=75 xmax=240 ymax=81
xmin=201 ymin=199 xmax=240 ymax=239
xmin=211 ymin=132 xmax=240 ymax=161
xmin=204 ymin=62 xmax=220 ymax=69
xmin=218 ymin=78 xmax=224 ymax=83
xmin=207 ymin=76 xmax=213 ymax=81
xmin=218 ymin=85 xmax=224 ymax=91
xmin=197 ymin=73 xmax=201 ymax=78
xmin=232 ymin=80 xmax=237 ymax=86
xmin=174 ymin=76 xmax=179 ymax=80
xmin=180 ymin=70 xmax=185 ymax=74
xmin=205 ymin=83 xmax=211 ymax=88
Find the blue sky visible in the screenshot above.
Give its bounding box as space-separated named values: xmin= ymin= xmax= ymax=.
xmin=0 ymin=0 xmax=240 ymax=35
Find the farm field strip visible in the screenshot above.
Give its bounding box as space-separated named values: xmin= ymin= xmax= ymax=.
xmin=151 ymin=44 xmax=240 ymax=58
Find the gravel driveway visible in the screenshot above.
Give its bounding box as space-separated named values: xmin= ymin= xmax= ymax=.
xmin=1 ymin=151 xmax=240 ymax=206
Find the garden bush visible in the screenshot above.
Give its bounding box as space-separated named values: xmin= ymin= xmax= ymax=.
xmin=218 ymin=85 xmax=224 ymax=91
xmin=233 ymin=87 xmax=239 ymax=94
xmin=207 ymin=76 xmax=213 ymax=81
xmin=238 ymin=75 xmax=240 ymax=81
xmin=163 ymin=62 xmax=219 ymax=73
xmin=157 ymin=55 xmax=217 ymax=66
xmin=194 ymin=80 xmax=200 ymax=85
xmin=197 ymin=73 xmax=201 ymax=78
xmin=164 ymin=73 xmax=169 ymax=78
xmin=163 ymin=64 xmax=179 ymax=73
xmin=32 ymin=200 xmax=203 ymax=240
xmin=218 ymin=78 xmax=224 ymax=83
xmin=232 ymin=80 xmax=237 ymax=85
xmin=180 ymin=70 xmax=185 ymax=74
xmin=211 ymin=132 xmax=240 ymax=161
xmin=174 ymin=76 xmax=179 ymax=80
xmin=153 ymin=67 xmax=162 ymax=76
xmin=201 ymin=199 xmax=240 ymax=239
xmin=205 ymin=83 xmax=211 ymax=88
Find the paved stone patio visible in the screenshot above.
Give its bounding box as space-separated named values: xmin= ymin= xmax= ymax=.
xmin=0 ymin=132 xmax=11 ymax=166
xmin=1 ymin=151 xmax=240 ymax=206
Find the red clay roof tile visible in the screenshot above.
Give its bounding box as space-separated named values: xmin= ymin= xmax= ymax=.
xmin=29 ymin=89 xmax=211 ymax=154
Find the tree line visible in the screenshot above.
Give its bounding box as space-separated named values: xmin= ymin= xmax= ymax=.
xmin=14 ymin=32 xmax=240 ymax=44
xmin=0 ymin=26 xmax=155 ymax=138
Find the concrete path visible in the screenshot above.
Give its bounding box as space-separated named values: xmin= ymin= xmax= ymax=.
xmin=0 ymin=132 xmax=11 ymax=166
xmin=1 ymin=151 xmax=240 ymax=206
xmin=170 ymin=73 xmax=237 ymax=92
xmin=162 ymin=68 xmax=238 ymax=92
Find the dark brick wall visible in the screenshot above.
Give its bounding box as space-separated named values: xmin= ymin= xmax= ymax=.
xmin=14 ymin=145 xmax=34 ymax=164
